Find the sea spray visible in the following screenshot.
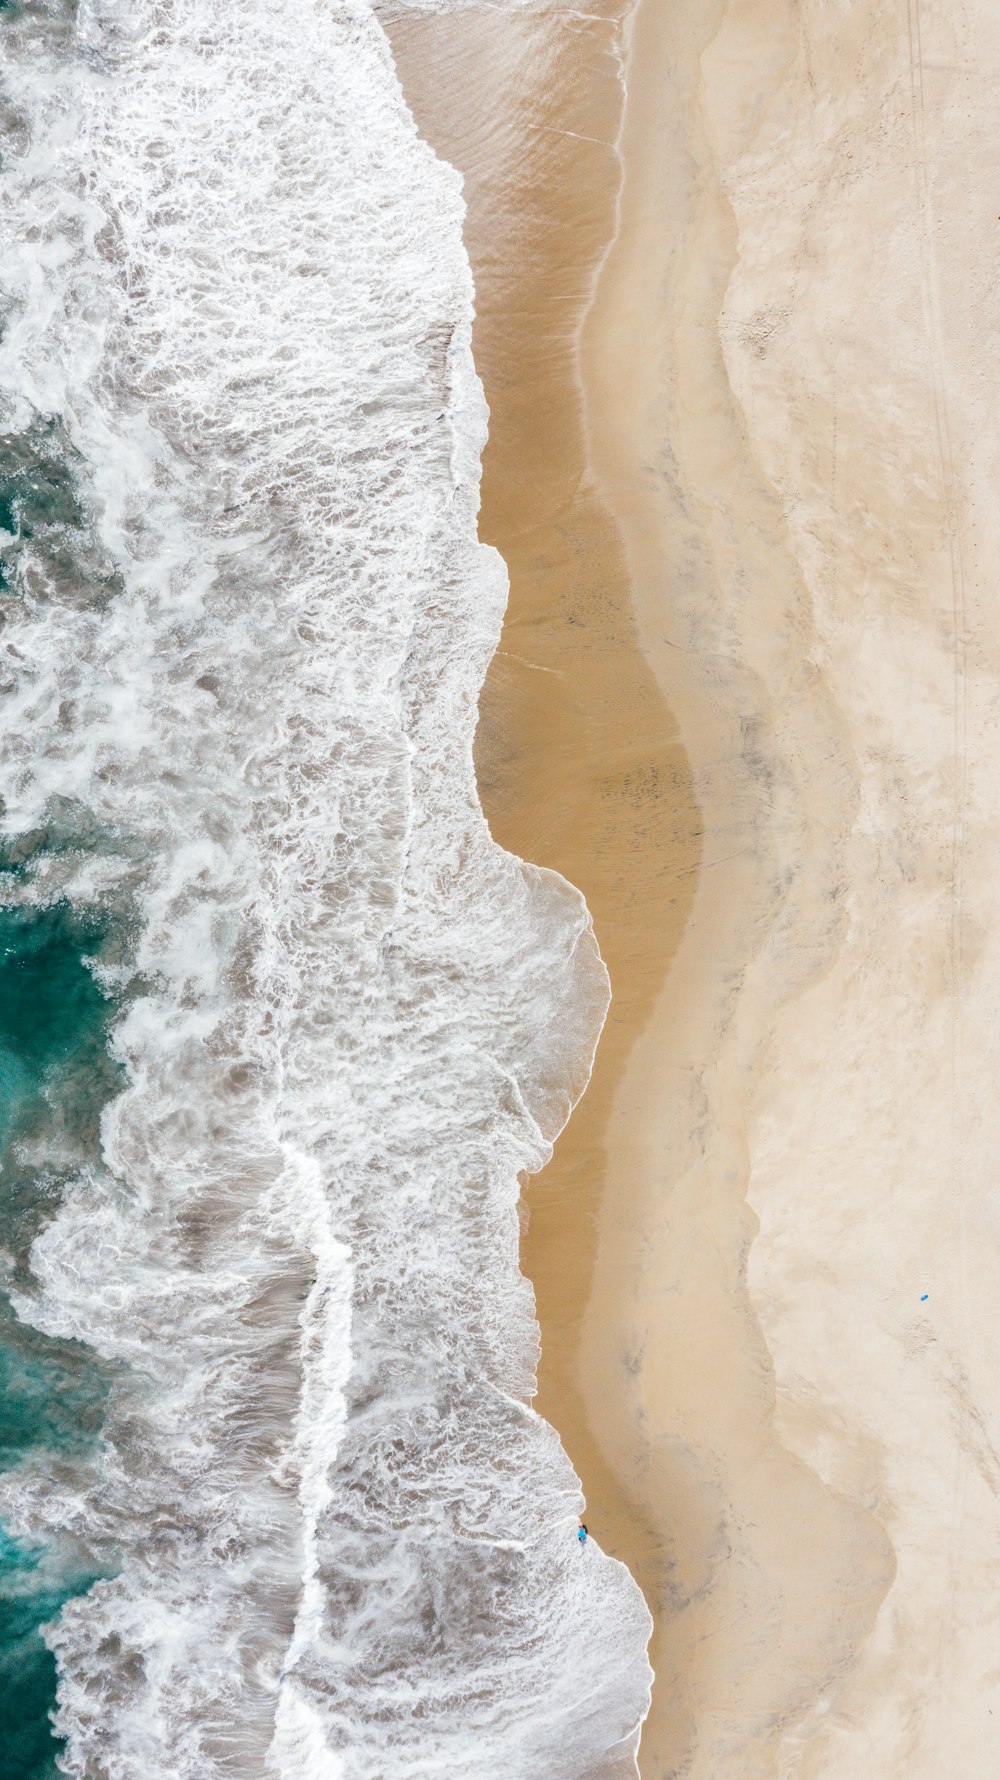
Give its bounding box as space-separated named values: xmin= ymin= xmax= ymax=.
xmin=0 ymin=1 xmax=652 ymax=1773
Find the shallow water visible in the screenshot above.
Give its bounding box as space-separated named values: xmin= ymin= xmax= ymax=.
xmin=0 ymin=0 xmax=652 ymax=1773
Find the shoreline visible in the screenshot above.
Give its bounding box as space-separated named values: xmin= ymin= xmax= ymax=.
xmin=391 ymin=0 xmax=1000 ymax=1772
xmin=384 ymin=2 xmax=695 ymax=1766
xmin=388 ymin=0 xmax=894 ymax=1769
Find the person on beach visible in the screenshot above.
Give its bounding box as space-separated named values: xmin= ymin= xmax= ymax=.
xmin=578 ymin=1524 xmax=588 ymax=1545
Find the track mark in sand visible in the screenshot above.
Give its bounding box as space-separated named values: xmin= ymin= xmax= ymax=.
xmin=904 ymin=0 xmax=971 ymax=1731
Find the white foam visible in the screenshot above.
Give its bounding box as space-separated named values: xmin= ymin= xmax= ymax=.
xmin=0 ymin=0 xmax=652 ymax=1773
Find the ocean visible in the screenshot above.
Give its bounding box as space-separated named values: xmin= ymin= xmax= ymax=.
xmin=0 ymin=1 xmax=652 ymax=1774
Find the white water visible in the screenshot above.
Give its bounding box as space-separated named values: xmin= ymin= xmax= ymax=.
xmin=0 ymin=1 xmax=652 ymax=1774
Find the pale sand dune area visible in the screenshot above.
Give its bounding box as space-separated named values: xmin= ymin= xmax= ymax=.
xmin=697 ymin=1 xmax=1000 ymax=1771
xmin=391 ymin=0 xmax=1000 ymax=1775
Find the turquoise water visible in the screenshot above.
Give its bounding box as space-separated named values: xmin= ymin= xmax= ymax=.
xmin=0 ymin=885 xmax=122 ymax=1772
xmin=0 ymin=413 xmax=130 ymax=1766
xmin=0 ymin=1529 xmax=96 ymax=1780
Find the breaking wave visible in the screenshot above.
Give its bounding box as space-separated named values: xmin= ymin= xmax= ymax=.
xmin=0 ymin=1 xmax=652 ymax=1774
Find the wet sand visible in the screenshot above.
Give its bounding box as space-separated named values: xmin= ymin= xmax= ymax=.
xmin=385 ymin=11 xmax=704 ymax=1732
xmin=390 ymin=0 xmax=1000 ymax=1774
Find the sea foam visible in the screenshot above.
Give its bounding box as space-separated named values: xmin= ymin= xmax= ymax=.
xmin=0 ymin=0 xmax=652 ymax=1773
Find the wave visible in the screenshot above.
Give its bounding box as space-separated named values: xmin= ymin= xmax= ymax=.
xmin=0 ymin=0 xmax=652 ymax=1774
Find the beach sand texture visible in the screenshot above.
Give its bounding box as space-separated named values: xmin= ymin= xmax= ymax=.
xmin=392 ymin=0 xmax=1000 ymax=1774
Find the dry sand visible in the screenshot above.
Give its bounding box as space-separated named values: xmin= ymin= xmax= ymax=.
xmin=390 ymin=0 xmax=1000 ymax=1775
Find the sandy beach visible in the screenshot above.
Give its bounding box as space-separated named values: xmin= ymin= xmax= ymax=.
xmin=386 ymin=7 xmax=703 ymax=1703
xmin=391 ymin=1 xmax=1000 ymax=1774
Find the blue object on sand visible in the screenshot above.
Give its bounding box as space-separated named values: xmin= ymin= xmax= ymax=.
xmin=920 ymin=1293 xmax=929 ymax=1302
